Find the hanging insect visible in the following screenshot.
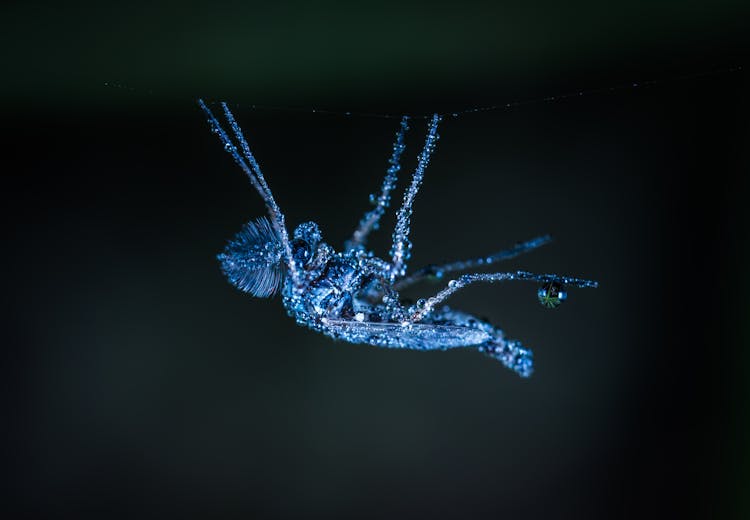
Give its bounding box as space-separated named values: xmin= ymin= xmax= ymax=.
xmin=200 ymin=100 xmax=598 ymax=377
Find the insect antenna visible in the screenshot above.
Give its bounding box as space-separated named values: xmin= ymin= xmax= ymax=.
xmin=198 ymin=99 xmax=300 ymax=284
xmin=218 ymin=216 xmax=284 ymax=297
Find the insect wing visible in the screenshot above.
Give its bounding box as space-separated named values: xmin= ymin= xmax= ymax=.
xmin=323 ymin=319 xmax=491 ymax=350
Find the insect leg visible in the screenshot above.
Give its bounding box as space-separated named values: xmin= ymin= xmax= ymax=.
xmin=389 ymin=113 xmax=442 ymax=282
xmin=198 ymin=100 xmax=300 ymax=284
xmin=219 ymin=102 xmax=274 ymax=201
xmin=346 ymin=116 xmax=409 ymax=251
xmin=410 ymin=271 xmax=598 ymax=322
xmin=393 ymin=235 xmax=552 ymax=291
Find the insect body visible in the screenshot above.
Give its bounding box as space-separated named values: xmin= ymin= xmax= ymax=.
xmin=200 ymin=100 xmax=598 ymax=377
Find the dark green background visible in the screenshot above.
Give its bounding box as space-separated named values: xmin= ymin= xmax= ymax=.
xmin=3 ymin=1 xmax=749 ymax=518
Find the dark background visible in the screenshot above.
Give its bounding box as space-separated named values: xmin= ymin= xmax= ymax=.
xmin=3 ymin=1 xmax=749 ymax=518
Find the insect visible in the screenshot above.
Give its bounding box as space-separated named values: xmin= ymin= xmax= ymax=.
xmin=200 ymin=100 xmax=598 ymax=377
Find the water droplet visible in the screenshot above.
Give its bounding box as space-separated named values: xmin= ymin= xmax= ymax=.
xmin=537 ymin=281 xmax=567 ymax=309
xmin=416 ymin=298 xmax=426 ymax=308
xmin=423 ymin=264 xmax=444 ymax=281
xmin=448 ymin=280 xmax=459 ymax=289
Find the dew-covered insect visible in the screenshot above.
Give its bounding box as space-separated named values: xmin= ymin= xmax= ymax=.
xmin=200 ymin=100 xmax=598 ymax=377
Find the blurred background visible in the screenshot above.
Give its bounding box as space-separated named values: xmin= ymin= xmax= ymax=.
xmin=2 ymin=1 xmax=749 ymax=518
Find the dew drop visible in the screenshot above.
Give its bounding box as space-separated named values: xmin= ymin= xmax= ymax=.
xmin=423 ymin=264 xmax=444 ymax=281
xmin=537 ymin=281 xmax=567 ymax=309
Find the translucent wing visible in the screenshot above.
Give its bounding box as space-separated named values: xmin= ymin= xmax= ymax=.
xmin=323 ymin=319 xmax=491 ymax=350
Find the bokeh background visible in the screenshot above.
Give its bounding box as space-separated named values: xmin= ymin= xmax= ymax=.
xmin=3 ymin=1 xmax=749 ymax=518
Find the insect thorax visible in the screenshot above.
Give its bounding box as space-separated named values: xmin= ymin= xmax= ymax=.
xmin=283 ymin=249 xmax=367 ymax=326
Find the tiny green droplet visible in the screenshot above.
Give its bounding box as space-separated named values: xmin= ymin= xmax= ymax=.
xmin=538 ymin=281 xmax=567 ymax=309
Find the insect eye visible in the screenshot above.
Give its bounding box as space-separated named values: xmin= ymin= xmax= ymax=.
xmin=291 ymin=238 xmax=313 ymax=266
